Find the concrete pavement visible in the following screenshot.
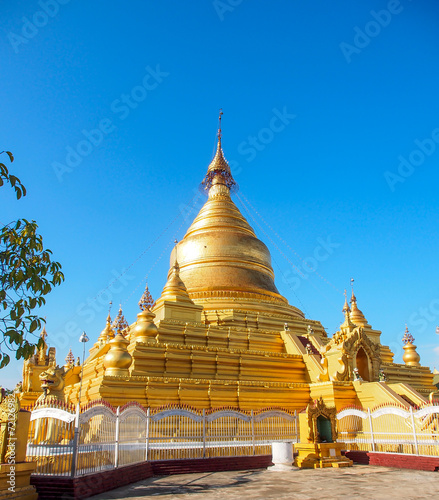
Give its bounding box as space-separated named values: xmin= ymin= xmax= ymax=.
xmin=90 ymin=465 xmax=439 ymax=499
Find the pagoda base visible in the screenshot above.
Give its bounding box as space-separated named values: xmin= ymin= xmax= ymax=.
xmin=0 ymin=462 xmax=38 ymax=500
xmin=294 ymin=442 xmax=353 ymax=469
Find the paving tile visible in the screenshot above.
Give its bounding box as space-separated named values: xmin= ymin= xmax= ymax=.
xmin=90 ymin=465 xmax=439 ymax=500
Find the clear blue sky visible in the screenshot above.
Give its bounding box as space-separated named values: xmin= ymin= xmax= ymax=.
xmin=1 ymin=0 xmax=439 ymax=388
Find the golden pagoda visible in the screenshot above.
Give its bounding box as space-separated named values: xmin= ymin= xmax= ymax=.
xmin=20 ymin=115 xmax=438 ymax=411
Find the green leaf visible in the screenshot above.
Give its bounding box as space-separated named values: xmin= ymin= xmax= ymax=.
xmin=0 ymin=354 xmax=11 ymax=369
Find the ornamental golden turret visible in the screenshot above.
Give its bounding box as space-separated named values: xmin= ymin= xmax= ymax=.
xmin=349 ymin=288 xmax=369 ymax=327
xmin=103 ymin=333 xmax=132 ymax=376
xmin=402 ymin=326 xmax=421 ymax=367
xmin=133 ymin=283 xmax=158 ymax=342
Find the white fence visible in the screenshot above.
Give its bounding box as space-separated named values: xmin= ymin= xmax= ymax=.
xmin=27 ymin=400 xmax=439 ymax=477
xmin=337 ymin=404 xmax=439 ymax=456
xmin=26 ymin=401 xmax=298 ymax=476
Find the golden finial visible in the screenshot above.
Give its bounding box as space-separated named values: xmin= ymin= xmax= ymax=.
xmin=138 ymin=280 xmax=155 ymax=311
xmin=402 ymin=324 xmax=415 ymax=344
xmin=202 ymin=110 xmax=236 ymax=191
xmin=174 ymin=239 xmax=179 ymax=265
xmin=65 ymin=348 xmax=75 ymax=367
xmin=112 ymin=304 xmax=130 ymax=337
xmin=104 ymin=301 xmax=112 ymax=325
xmin=218 ymin=108 xmax=223 ymax=143
xmin=350 ymin=278 xmax=356 ymax=301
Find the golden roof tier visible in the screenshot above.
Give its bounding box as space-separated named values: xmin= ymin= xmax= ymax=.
xmin=168 ymin=115 xmax=304 ymax=325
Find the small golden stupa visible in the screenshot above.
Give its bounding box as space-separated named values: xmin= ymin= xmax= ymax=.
xmin=20 ymin=114 xmax=438 ymax=410
xmin=402 ymin=326 xmax=421 ymax=367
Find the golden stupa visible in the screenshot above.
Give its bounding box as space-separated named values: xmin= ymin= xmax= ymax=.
xmin=20 ymin=116 xmax=438 ymax=411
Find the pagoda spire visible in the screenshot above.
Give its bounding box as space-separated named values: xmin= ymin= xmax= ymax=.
xmin=96 ymin=307 xmax=114 ymax=347
xmin=342 ymin=290 xmax=350 ymax=314
xmin=38 ymin=324 xmax=48 ymax=363
xmin=349 ymin=286 xmax=368 ymax=327
xmin=218 ymin=108 xmax=223 ymax=146
xmin=341 ymin=290 xmax=355 ymax=332
xmin=202 ymin=110 xmax=236 ymax=191
xmin=159 ymin=257 xmax=193 ymax=303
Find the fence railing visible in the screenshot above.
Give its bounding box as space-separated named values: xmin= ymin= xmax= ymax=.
xmin=336 ymin=404 xmax=439 ymax=456
xmin=26 ymin=399 xmax=439 ymax=477
xmin=26 ymin=401 xmax=298 ymax=476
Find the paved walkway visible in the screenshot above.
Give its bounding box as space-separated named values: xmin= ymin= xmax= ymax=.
xmin=91 ymin=465 xmax=439 ymax=499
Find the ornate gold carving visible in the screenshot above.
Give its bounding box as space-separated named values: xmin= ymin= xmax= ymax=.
xmin=325 ymin=326 xmax=381 ymax=381
xmin=317 ymin=356 xmax=330 ymax=382
xmin=332 ymin=353 xmax=349 ymax=382
xmin=305 ymin=397 xmax=337 ymax=443
xmin=36 ymin=365 xmax=66 ymax=404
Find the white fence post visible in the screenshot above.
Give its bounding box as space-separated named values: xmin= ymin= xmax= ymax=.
xmin=367 ymin=408 xmax=376 ymax=452
xmin=251 ymin=410 xmax=255 ymax=455
xmin=114 ymin=406 xmax=120 ymax=468
xmin=70 ymin=403 xmax=80 ymax=477
xmin=410 ymin=406 xmax=419 ymax=455
xmin=145 ymin=407 xmax=150 ymax=461
xmin=202 ymin=409 xmax=206 ymax=458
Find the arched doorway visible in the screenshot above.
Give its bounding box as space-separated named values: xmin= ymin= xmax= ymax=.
xmin=356 ymin=347 xmax=370 ymax=381
xmin=316 ymin=415 xmax=333 ymax=443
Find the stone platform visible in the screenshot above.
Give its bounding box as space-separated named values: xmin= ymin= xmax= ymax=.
xmin=90 ymin=465 xmax=439 ymax=500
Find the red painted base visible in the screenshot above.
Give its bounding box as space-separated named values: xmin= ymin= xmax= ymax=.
xmin=344 ymin=451 xmax=439 ymax=471
xmin=31 ymin=455 xmax=273 ymax=499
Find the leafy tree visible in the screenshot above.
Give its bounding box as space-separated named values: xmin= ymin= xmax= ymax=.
xmin=0 ymin=151 xmax=64 ymax=368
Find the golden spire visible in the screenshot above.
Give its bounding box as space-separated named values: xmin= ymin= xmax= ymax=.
xmin=168 ymin=112 xmax=297 ymax=315
xmin=65 ymin=348 xmax=75 ymax=367
xmin=40 ymin=324 xmax=48 ymax=342
xmin=96 ymin=309 xmax=115 ymax=346
xmin=341 ymin=290 xmax=355 ymax=331
xmin=38 ymin=324 xmax=48 ymax=363
xmin=218 ymin=108 xmax=223 ymax=144
xmin=202 ymin=110 xmax=236 ymax=191
xmin=342 ymin=290 xmax=350 ymax=314
xmin=349 ymin=287 xmax=368 ymax=326
xmin=159 ymin=258 xmax=193 ymax=303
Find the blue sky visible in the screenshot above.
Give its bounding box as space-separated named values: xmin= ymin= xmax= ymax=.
xmin=1 ymin=0 xmax=439 ymax=388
